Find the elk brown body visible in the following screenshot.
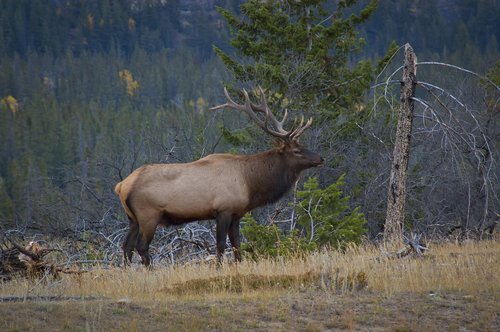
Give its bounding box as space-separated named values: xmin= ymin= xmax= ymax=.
xmin=115 ymin=88 xmax=323 ymax=266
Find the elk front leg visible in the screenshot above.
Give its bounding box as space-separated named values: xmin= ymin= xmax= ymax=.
xmin=228 ymin=218 xmax=242 ymax=262
xmin=216 ymin=212 xmax=232 ymax=264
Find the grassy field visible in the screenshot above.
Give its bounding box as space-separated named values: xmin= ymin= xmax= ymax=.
xmin=0 ymin=240 xmax=498 ymax=331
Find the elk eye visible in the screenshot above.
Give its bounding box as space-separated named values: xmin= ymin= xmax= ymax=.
xmin=292 ymin=149 xmax=302 ymax=155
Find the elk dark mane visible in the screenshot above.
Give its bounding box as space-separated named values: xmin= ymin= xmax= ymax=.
xmin=243 ymin=148 xmax=301 ymax=209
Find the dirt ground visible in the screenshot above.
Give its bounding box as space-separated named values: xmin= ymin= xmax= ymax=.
xmin=1 ymin=289 xmax=498 ymax=331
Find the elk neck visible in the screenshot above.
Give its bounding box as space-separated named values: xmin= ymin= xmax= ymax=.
xmin=243 ymin=148 xmax=303 ymax=210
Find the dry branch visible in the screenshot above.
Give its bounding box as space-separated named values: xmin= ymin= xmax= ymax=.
xmin=382 ymin=233 xmax=428 ymax=259
xmin=0 ymin=238 xmax=87 ymax=281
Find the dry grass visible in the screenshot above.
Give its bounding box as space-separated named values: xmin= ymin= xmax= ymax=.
xmin=0 ymin=240 xmax=499 ymax=331
xmin=2 ymin=240 xmax=498 ymax=300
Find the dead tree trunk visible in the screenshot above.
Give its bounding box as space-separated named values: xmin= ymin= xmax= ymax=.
xmin=384 ymin=43 xmax=417 ymax=245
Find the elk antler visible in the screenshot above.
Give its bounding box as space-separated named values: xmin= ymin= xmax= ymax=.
xmin=210 ymin=87 xmax=312 ymax=142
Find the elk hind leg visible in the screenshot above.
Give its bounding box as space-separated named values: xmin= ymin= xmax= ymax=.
xmin=135 ymin=221 xmax=158 ymax=267
xmin=122 ymin=217 xmax=139 ymax=266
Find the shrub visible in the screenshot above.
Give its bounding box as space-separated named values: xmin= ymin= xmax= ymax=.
xmin=241 ymin=175 xmax=367 ymax=258
xmin=295 ymin=176 xmax=367 ymax=250
xmin=240 ymin=214 xmax=313 ymax=260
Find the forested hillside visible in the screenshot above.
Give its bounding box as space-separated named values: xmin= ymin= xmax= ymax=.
xmin=0 ymin=0 xmax=498 ymax=261
xmin=362 ymin=0 xmax=499 ymax=69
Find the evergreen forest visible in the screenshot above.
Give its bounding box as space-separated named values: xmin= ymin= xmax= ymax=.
xmin=0 ymin=0 xmax=498 ymax=264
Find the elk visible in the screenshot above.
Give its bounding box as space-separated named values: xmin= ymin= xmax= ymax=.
xmin=114 ymin=87 xmax=323 ymax=266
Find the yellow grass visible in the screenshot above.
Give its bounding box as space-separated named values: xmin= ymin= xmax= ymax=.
xmin=1 ymin=240 xmax=498 ymax=301
xmin=1 ymin=240 xmax=499 ymax=331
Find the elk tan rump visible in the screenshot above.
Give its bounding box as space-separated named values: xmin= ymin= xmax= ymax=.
xmin=116 ymin=155 xmax=251 ymax=223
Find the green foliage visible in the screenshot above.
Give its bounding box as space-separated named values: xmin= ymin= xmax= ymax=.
xmin=219 ymin=124 xmax=252 ymax=147
xmin=376 ymin=40 xmax=399 ymax=74
xmin=241 ymin=176 xmax=366 ymax=259
xmin=240 ymin=214 xmax=313 ymax=259
xmin=215 ymin=0 xmax=377 ymax=115
xmin=485 ymin=60 xmax=500 ymax=85
xmin=295 ymin=176 xmax=367 ymax=249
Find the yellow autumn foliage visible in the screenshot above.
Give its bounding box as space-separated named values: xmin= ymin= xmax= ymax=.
xmin=1 ymin=95 xmax=18 ymax=114
xmin=119 ymin=69 xmax=139 ymax=96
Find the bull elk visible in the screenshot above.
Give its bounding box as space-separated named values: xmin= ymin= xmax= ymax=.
xmin=114 ymin=87 xmax=323 ymax=266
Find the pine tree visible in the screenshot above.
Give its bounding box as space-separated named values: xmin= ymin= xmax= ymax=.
xmin=295 ymin=176 xmax=366 ymax=249
xmin=213 ymin=0 xmax=377 ymax=116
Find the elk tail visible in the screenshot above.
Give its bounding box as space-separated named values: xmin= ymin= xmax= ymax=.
xmin=115 ymin=181 xmax=137 ymax=223
xmin=114 ymin=181 xmax=123 ymax=195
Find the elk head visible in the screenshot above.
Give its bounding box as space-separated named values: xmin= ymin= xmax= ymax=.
xmin=210 ymin=87 xmax=324 ymax=168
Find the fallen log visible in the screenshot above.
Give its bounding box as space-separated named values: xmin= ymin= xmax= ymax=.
xmin=381 ymin=233 xmax=428 ymax=260
xmin=0 ymin=238 xmax=80 ymax=281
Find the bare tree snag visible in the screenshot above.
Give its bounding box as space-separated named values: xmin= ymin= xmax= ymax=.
xmin=384 ymin=44 xmax=417 ymax=245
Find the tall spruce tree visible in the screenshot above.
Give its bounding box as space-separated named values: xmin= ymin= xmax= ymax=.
xmin=213 ymin=0 xmax=377 ymax=117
